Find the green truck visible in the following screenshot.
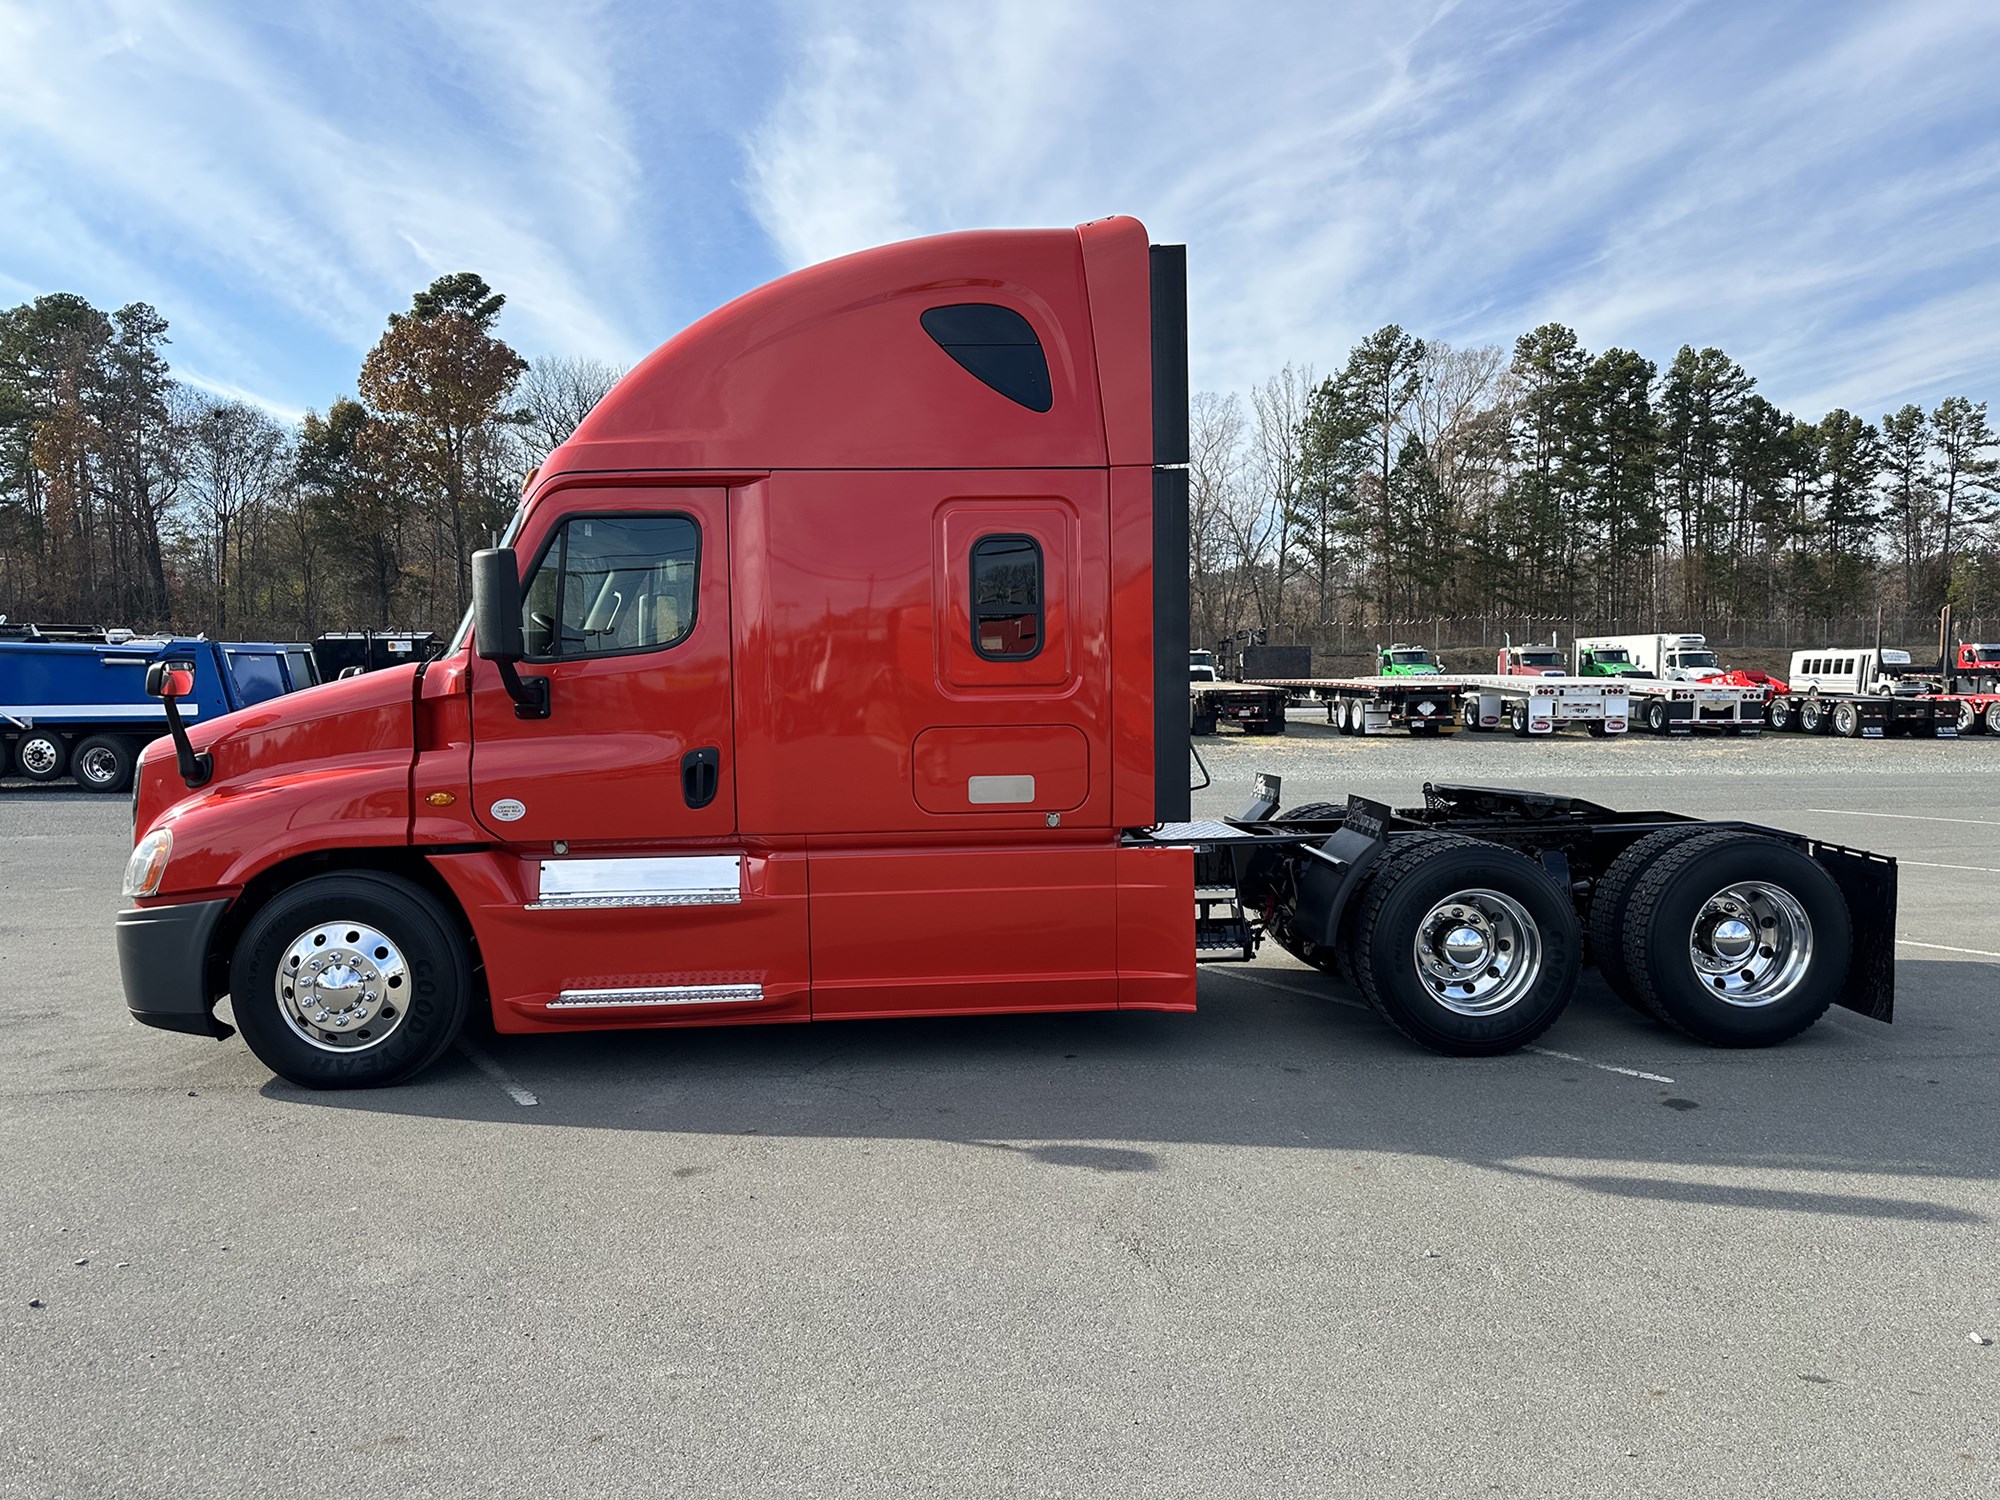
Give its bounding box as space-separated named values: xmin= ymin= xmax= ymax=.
xmin=1377 ymin=642 xmax=1441 ymax=677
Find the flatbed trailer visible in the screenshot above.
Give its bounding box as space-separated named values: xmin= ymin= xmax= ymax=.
xmin=1190 ymin=680 xmax=1289 ymax=736
xmin=1765 ymin=691 xmax=1956 ymax=738
xmin=1622 ymin=679 xmax=1765 ymax=735
xmin=1247 ymin=674 xmax=1629 ymax=737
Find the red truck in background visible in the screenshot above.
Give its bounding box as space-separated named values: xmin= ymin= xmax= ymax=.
xmin=1496 ymin=642 xmax=1566 ymax=676
xmin=115 ymin=218 xmax=1896 ymax=1090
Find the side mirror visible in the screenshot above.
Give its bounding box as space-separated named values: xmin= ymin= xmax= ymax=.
xmin=144 ymin=658 xmax=211 ymax=788
xmin=144 ymin=660 xmax=195 ymax=700
xmin=470 ymin=547 xmax=549 ymax=720
xmin=472 ymin=548 xmax=526 ymax=662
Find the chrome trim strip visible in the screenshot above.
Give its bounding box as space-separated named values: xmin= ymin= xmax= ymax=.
xmin=529 ymin=854 xmax=741 ymax=910
xmin=550 ymin=983 xmax=765 ymax=1009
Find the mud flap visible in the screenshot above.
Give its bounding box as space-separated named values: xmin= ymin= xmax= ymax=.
xmin=1293 ymin=796 xmax=1391 ymax=951
xmin=1814 ymin=842 xmax=1896 ymax=1021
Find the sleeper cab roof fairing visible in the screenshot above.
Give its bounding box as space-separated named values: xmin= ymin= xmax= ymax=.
xmin=539 ymin=217 xmax=1156 ymax=477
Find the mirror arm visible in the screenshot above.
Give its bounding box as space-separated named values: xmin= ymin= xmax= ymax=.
xmin=495 ymin=660 xmax=550 ymax=720
xmin=163 ymin=695 xmax=213 ymax=788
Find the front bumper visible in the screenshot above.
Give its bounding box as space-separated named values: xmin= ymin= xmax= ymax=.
xmin=116 ymin=898 xmax=232 ymax=1038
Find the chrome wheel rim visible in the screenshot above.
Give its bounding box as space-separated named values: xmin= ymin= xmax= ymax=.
xmin=1687 ymin=882 xmax=1813 ymax=1008
xmin=1413 ymin=888 xmax=1544 ymax=1017
xmin=1959 ymin=702 xmax=1978 ymax=733
xmin=1988 ymin=703 xmax=2000 ymax=734
xmin=77 ymin=745 xmax=119 ymax=784
xmin=274 ymin=921 xmax=411 ymax=1052
xmin=20 ymin=737 xmax=59 ymax=775
xmin=1835 ymin=704 xmax=1856 ymax=734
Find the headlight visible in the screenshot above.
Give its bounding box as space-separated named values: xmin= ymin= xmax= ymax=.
xmin=123 ymin=828 xmax=173 ymax=898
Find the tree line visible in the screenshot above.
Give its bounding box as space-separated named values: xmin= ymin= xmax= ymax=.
xmin=1192 ymin=328 xmax=2000 ymax=655
xmin=0 ymin=279 xmax=621 ymax=639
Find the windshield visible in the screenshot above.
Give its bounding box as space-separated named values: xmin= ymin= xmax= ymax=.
xmin=1388 ymin=651 xmax=1430 ymax=665
xmin=1592 ymin=648 xmax=1631 ymax=664
xmin=1673 ymin=651 xmax=1719 ymax=668
xmin=448 ymin=499 xmax=531 ymax=654
xmin=1518 ymin=649 xmax=1560 ymax=666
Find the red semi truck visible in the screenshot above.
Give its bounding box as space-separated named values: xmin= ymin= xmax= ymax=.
xmin=115 ymin=218 xmax=1897 ymax=1089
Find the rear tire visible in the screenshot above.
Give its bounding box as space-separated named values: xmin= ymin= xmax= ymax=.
xmin=1833 ymin=701 xmax=1862 ymax=738
xmin=230 ymin=872 xmax=471 ymax=1089
xmin=1767 ymin=697 xmax=1793 ymax=731
xmin=14 ymin=730 xmax=68 ymax=783
xmin=71 ymin=734 xmax=137 ymax=793
xmin=1799 ymin=697 xmax=1827 ymax=734
xmin=1988 ymin=702 xmax=2000 ymax=735
xmin=1644 ymin=700 xmax=1669 ymax=734
xmin=1617 ymin=831 xmax=1850 ymax=1047
xmin=1956 ymin=700 xmax=1980 ymax=735
xmin=1348 ymin=833 xmax=1580 ymax=1056
xmin=1587 ymin=825 xmax=1714 ymax=1013
xmin=1508 ymin=704 xmax=1529 ymax=738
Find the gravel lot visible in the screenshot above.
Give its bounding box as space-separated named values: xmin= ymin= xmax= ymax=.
xmin=4 ymin=719 xmax=1997 ymax=1498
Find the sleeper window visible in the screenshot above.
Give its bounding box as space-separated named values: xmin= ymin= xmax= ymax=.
xmin=522 ymin=514 xmax=699 ymax=660
xmin=970 ymin=534 xmax=1043 ymax=660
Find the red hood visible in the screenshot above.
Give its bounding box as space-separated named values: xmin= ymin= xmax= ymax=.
xmin=134 ymin=665 xmax=419 ymax=839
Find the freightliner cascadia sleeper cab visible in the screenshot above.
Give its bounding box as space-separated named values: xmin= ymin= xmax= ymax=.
xmin=114 ymin=219 xmax=1897 ymax=1089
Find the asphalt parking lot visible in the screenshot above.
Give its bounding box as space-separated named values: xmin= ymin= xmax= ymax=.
xmin=4 ymin=720 xmax=1997 ymax=1498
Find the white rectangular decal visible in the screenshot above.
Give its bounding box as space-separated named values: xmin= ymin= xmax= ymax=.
xmin=967 ymin=774 xmax=1036 ymax=805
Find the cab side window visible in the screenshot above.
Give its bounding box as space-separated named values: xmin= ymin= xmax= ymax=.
xmin=970 ymin=534 xmax=1042 ymax=660
xmin=522 ymin=514 xmax=699 ymax=660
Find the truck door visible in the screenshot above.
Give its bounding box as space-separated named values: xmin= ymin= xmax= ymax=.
xmin=467 ymin=487 xmax=734 ymax=845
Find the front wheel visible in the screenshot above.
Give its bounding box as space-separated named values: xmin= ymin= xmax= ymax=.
xmin=1616 ymin=831 xmax=1850 ymax=1046
xmin=1347 ymin=833 xmax=1580 ymax=1055
xmin=230 ymin=872 xmax=471 ymax=1089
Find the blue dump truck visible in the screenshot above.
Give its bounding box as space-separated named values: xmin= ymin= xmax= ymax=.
xmin=0 ymin=624 xmax=317 ymax=792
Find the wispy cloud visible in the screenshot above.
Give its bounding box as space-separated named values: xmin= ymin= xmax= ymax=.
xmin=4 ymin=1 xmax=1996 ymax=425
xmin=744 ymin=0 xmax=2000 ymax=420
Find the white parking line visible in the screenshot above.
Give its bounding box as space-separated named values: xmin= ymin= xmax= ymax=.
xmin=1897 ymin=938 xmax=2000 ymax=961
xmin=1805 ymin=808 xmax=2000 ymax=828
xmin=456 ymin=1040 xmax=539 ymax=1107
xmin=1523 ymin=1046 xmax=1675 ymax=1084
xmin=1213 ymin=966 xmax=1675 ymax=1083
xmin=1901 ymin=860 xmax=2000 ymax=875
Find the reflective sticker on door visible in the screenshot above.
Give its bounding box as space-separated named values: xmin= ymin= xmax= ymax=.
xmin=490 ymin=798 xmax=527 ymax=822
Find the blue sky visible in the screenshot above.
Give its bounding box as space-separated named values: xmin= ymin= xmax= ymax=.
xmin=3 ymin=0 xmax=1997 ymax=425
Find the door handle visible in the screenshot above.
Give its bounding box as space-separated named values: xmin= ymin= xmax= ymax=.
xmin=681 ymin=747 xmax=720 ymax=809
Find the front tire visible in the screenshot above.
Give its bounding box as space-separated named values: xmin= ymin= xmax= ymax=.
xmin=71 ymin=734 xmax=137 ymax=793
xmin=1617 ymin=831 xmax=1850 ymax=1047
xmin=1348 ymin=833 xmax=1580 ymax=1056
xmin=14 ymin=730 xmax=68 ymax=782
xmin=230 ymin=872 xmax=471 ymax=1089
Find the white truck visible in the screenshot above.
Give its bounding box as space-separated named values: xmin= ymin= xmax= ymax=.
xmin=1574 ymin=632 xmax=1723 ymax=682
